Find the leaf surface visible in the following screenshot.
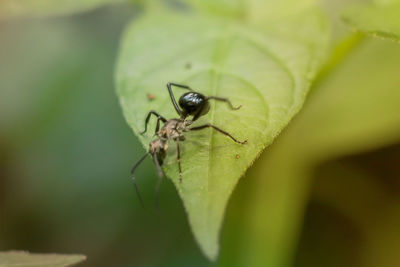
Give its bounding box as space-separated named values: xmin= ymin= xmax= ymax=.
xmin=0 ymin=251 xmax=86 ymax=267
xmin=342 ymin=1 xmax=400 ymax=43
xmin=116 ymin=9 xmax=329 ymax=260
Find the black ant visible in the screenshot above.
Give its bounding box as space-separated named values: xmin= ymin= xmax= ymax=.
xmin=131 ymin=82 xmax=247 ymax=207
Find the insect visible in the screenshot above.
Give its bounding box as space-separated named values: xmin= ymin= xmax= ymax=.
xmin=131 ymin=82 xmax=247 ymax=206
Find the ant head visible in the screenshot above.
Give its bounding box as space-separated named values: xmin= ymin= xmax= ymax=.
xmin=178 ymin=92 xmax=210 ymax=120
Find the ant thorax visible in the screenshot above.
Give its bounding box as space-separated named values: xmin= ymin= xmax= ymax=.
xmin=157 ymin=119 xmax=193 ymax=141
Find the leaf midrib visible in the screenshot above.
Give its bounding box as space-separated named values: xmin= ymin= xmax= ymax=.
xmin=204 ymin=30 xmax=236 ymax=250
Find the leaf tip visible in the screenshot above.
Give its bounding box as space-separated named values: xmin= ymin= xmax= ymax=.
xmin=199 ymin=241 xmax=219 ymax=262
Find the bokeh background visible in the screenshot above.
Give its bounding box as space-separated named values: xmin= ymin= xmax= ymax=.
xmin=1 ymin=1 xmax=400 ymax=267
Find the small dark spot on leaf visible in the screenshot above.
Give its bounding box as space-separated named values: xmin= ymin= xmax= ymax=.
xmin=147 ymin=93 xmax=155 ymax=100
xmin=235 ymin=154 xmax=240 ymax=159
xmin=185 ymin=62 xmax=192 ymax=69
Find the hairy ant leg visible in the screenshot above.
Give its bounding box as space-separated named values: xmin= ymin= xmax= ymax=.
xmin=130 ymin=153 xmax=148 ymax=207
xmin=189 ymin=123 xmax=247 ymax=144
xmin=167 ymin=82 xmax=193 ymax=116
xmin=206 ymin=96 xmax=242 ymax=110
xmin=176 ymin=140 xmax=183 ymax=183
xmin=141 ymin=110 xmax=167 ymax=135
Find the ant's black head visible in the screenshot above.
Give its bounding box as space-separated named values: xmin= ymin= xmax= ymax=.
xmin=178 ymin=92 xmax=210 ymax=120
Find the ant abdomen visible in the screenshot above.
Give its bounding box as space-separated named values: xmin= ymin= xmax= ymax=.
xmin=149 ymin=139 xmax=167 ymax=165
xmin=179 ymin=92 xmax=210 ymax=119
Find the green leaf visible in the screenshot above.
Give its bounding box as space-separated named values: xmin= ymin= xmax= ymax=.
xmin=177 ymin=0 xmax=244 ymax=18
xmin=116 ymin=9 xmax=329 ymax=260
xmin=175 ymin=0 xmax=317 ymax=21
xmin=342 ymin=1 xmax=400 ymax=43
xmin=0 ymin=251 xmax=86 ymax=267
xmin=0 ymin=0 xmax=128 ymax=18
xmin=232 ymin=38 xmax=400 ymax=266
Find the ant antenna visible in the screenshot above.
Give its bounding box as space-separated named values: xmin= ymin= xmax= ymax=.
xmin=131 ymin=153 xmax=148 ymax=208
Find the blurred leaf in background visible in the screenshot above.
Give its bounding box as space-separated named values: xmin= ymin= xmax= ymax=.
xmin=296 ymin=146 xmax=400 ymax=267
xmin=342 ymin=0 xmax=400 ymax=42
xmin=0 ymin=251 xmax=86 ymax=267
xmin=0 ymin=0 xmax=129 ymax=19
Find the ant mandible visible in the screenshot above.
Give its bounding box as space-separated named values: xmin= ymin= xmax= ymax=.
xmin=131 ymin=82 xmax=247 ymax=206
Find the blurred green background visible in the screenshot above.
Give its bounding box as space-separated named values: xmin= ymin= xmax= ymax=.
xmin=1 ymin=2 xmax=400 ymax=267
xmin=0 ymin=6 xmax=210 ymax=266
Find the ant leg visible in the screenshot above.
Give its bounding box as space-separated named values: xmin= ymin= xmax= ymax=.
xmin=141 ymin=110 xmax=167 ymax=135
xmin=176 ymin=141 xmax=183 ymax=183
xmin=167 ymin=82 xmax=193 ymax=116
xmin=168 ymin=82 xmax=193 ymax=91
xmin=130 ymin=153 xmax=149 ymax=207
xmin=154 ymin=114 xmax=166 ymax=135
xmin=206 ymin=96 xmax=242 ymax=110
xmin=152 ymin=153 xmax=164 ymax=211
xmin=155 ymin=117 xmax=161 ymax=135
xmin=189 ymin=123 xmax=247 ymax=144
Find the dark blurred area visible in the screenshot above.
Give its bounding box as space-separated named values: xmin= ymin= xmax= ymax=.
xmin=295 ymin=144 xmax=400 ymax=267
xmin=1 ymin=4 xmax=399 ymax=267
